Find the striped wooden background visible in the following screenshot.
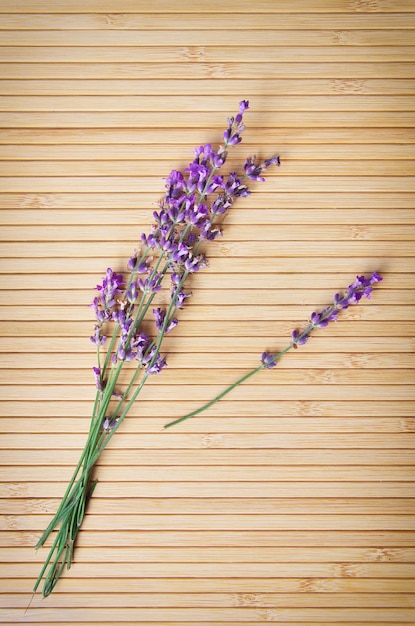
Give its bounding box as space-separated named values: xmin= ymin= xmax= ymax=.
xmin=0 ymin=1 xmax=414 ymax=624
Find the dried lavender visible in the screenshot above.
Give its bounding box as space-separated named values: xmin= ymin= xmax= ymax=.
xmin=34 ymin=101 xmax=280 ymax=597
xmin=164 ymin=272 xmax=383 ymax=429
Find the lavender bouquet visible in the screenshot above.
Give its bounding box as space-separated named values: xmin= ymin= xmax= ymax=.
xmin=34 ymin=101 xmax=383 ymax=597
xmin=34 ymin=101 xmax=280 ymax=596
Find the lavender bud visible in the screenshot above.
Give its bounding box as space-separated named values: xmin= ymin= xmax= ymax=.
xmin=103 ymin=416 xmax=119 ymax=432
xmin=92 ymin=366 xmax=102 ymax=390
xmin=291 ymin=329 xmax=309 ymax=347
xmin=261 ymin=352 xmax=277 ymax=369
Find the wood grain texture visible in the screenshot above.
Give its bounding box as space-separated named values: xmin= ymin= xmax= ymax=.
xmin=0 ymin=1 xmax=414 ymax=624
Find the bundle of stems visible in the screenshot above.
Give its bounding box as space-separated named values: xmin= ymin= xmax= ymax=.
xmin=34 ymin=101 xmax=280 ymax=596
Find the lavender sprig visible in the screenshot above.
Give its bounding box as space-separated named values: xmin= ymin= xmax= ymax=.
xmin=34 ymin=100 xmax=280 ymax=597
xmin=164 ymin=272 xmax=383 ymax=429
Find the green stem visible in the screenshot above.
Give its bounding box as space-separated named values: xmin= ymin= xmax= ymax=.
xmin=163 ymin=340 xmax=301 ymax=430
xmin=164 ymin=364 xmax=264 ymax=429
xmin=89 ymin=372 xmax=150 ymax=465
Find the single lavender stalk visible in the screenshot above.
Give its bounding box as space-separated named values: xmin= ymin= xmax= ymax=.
xmin=34 ymin=100 xmax=280 ymax=597
xmin=164 ymin=272 xmax=383 ymax=429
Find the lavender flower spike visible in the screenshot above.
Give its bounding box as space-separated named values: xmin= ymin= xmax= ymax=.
xmin=291 ymin=271 xmax=382 ymax=347
xmin=164 ymin=272 xmax=382 ymax=429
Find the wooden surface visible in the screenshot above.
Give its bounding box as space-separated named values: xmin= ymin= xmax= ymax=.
xmin=1 ymin=1 xmax=415 ymax=624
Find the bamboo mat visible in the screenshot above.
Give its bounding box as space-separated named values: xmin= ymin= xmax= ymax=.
xmin=1 ymin=1 xmax=415 ymax=624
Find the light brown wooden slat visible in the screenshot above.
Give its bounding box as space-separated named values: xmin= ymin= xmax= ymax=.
xmin=2 ymin=78 xmax=415 ymax=96
xmin=2 ymin=43 xmax=415 ymax=58
xmin=2 ymin=496 xmax=415 ymax=514
xmin=0 ymin=239 xmax=413 ymax=256
xmin=7 ymin=513 xmax=412 ymax=532
xmin=3 ymin=431 xmax=415 ymax=449
xmin=12 ymin=466 xmax=412 ymax=484
xmin=6 ymin=545 xmax=415 ymax=563
xmin=2 ymin=591 xmax=415 ymax=608
xmin=0 ymin=384 xmax=412 ymax=402
xmin=4 ymin=530 xmax=415 ymax=549
xmin=1 ymin=110 xmax=415 ymax=127
xmin=0 ymin=274 xmax=410 ymax=290
xmin=1 ymin=208 xmax=414 ymax=227
xmin=1 ymin=62 xmax=415 ymax=79
xmin=1 ymin=176 xmax=413 ymax=193
xmin=2 ymin=399 xmax=412 ymax=418
xmin=1 ymin=160 xmax=413 ymax=176
xmin=0 ymin=622 xmax=409 ymax=626
xmin=0 ymin=304 xmax=411 ymax=322
xmin=1 ymin=368 xmax=412 ymax=386
xmin=0 ymin=250 xmax=415 ymax=272
xmin=1 ymin=144 xmax=414 ymax=160
xmin=0 ymin=319 xmax=411 ymax=338
xmin=0 ymin=0 xmax=413 ymax=12
xmin=1 ymin=349 xmax=413 ymax=371
xmin=3 ymin=561 xmax=415 ymax=577
xmin=2 ymin=481 xmax=413 ymax=498
xmin=5 ymin=512 xmax=415 ymax=532
xmin=0 ymin=196 xmax=413 ymax=214
xmin=2 ymin=13 xmax=415 ymax=30
xmin=0 ymin=607 xmax=415 ymax=624
xmin=0 ymin=335 xmax=412 ymax=354
xmin=1 ymin=127 xmax=414 ymax=143
xmin=1 ymin=417 xmax=414 ymax=435
xmin=0 ymin=289 xmax=410 ymax=307
xmin=2 ymin=224 xmax=414 ymax=240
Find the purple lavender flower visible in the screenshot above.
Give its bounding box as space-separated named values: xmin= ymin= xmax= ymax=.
xmin=117 ymin=342 xmax=136 ymax=362
xmin=133 ymin=332 xmax=151 ymax=363
xmin=89 ymin=324 xmax=107 ymax=347
xmin=244 ymin=154 xmax=280 ymax=182
xmin=236 ymin=99 xmax=249 ymax=123
xmin=95 ymin=268 xmax=124 ymax=309
xmin=170 ymin=271 xmax=182 ymax=287
xmin=186 ymin=162 xmax=211 ymax=194
xmin=137 ymin=273 xmax=163 ymax=294
xmin=211 ymin=196 xmax=232 ymax=216
xmin=261 ymin=352 xmax=277 ymax=369
xmin=244 ymin=156 xmax=266 ymax=182
xmin=370 ymin=271 xmax=383 ymax=284
xmin=184 ymin=254 xmax=207 ymax=273
xmin=90 ymin=269 xmax=125 ymax=344
xmin=185 ymin=201 xmax=210 ymax=228
xmin=146 ymin=354 xmax=168 ymax=376
xmin=291 ymin=272 xmax=383 ymax=349
xmin=334 ymin=272 xmax=383 ymax=310
xmin=127 ymin=253 xmax=149 ymax=274
xmin=173 ymin=288 xmax=192 ymax=308
xmin=310 ymin=311 xmax=329 ymax=328
xmin=92 ymin=366 xmax=102 ymax=390
xmin=125 ymin=280 xmax=139 ymax=304
xmin=264 ymin=155 xmax=281 ymax=168
xmin=223 ymin=100 xmax=249 ymax=146
xmin=89 ymin=297 xmax=107 ymax=324
xmin=224 ymin=172 xmax=250 ymax=198
xmin=103 ymin=416 xmax=119 ymax=432
xmin=153 ymin=308 xmax=178 ymax=334
xmin=200 ymin=224 xmax=222 ymax=241
xmin=171 ymin=241 xmax=190 ymax=263
xmin=291 ymin=329 xmax=310 ymax=347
